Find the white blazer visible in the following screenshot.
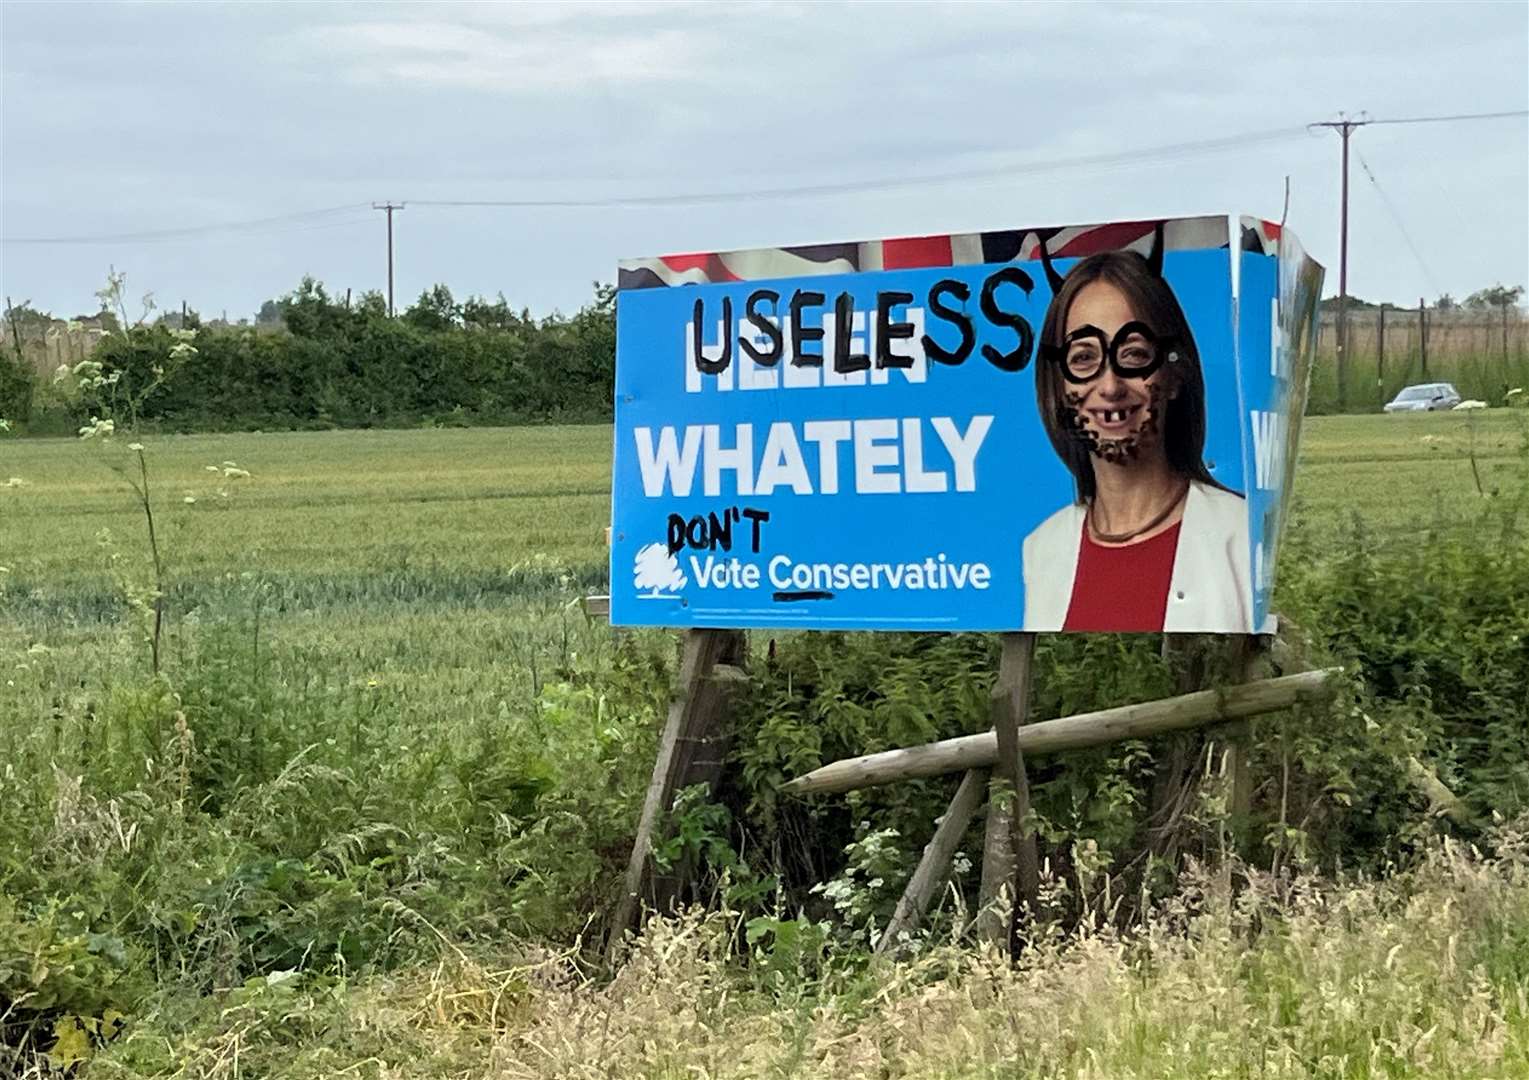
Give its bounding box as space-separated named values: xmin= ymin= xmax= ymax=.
xmin=1021 ymin=480 xmax=1259 ymax=633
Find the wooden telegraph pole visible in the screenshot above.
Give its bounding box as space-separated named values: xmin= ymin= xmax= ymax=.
xmin=372 ymin=202 xmax=404 ymax=316
xmin=1311 ymin=115 xmax=1369 ymax=413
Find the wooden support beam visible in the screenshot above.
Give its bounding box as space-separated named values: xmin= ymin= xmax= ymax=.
xmin=608 ymin=628 xmax=746 ymax=956
xmin=782 ymin=669 xmax=1337 ymax=797
xmin=875 ymin=767 xmax=990 ymax=955
xmin=1142 ymin=634 xmax=1209 ymax=864
xmin=975 ymin=791 xmax=1014 ymax=946
xmin=1224 ymin=635 xmax=1270 ymax=833
xmin=648 ymin=660 xmax=750 ymax=914
xmin=984 ymin=633 xmax=1039 ymax=948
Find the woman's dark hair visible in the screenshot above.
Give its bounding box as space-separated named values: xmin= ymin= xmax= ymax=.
xmin=1034 ymin=249 xmax=1225 ymax=502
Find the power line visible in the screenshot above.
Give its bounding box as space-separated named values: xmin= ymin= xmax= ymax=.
xmin=2 ymin=107 xmax=1522 ymax=248
xmin=1 ymin=203 xmax=373 ymax=245
xmin=0 ymin=125 xmax=1310 ymax=246
xmin=1353 ymin=148 xmax=1443 ymax=298
xmin=1366 ymin=109 xmax=1528 ymax=126
xmin=408 ymin=126 xmax=1310 ymax=209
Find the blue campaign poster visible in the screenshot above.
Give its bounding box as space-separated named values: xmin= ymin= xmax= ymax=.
xmin=610 ymin=216 xmax=1321 ymax=633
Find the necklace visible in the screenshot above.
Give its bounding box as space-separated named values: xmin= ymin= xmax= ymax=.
xmin=1088 ymin=480 xmax=1190 ymax=544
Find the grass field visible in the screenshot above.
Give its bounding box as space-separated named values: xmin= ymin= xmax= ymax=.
xmin=2 ymin=411 xmax=1521 ymax=721
xmin=4 ymin=410 xmax=1524 ymax=586
xmin=1 ymin=411 xmax=1527 ymax=1078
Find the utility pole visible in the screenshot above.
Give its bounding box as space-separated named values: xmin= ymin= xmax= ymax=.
xmin=372 ymin=202 xmax=405 ymax=316
xmin=1311 ymin=114 xmax=1369 ymax=412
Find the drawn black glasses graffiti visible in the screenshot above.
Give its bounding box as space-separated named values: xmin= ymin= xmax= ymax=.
xmin=1041 ymin=320 xmax=1179 ymax=384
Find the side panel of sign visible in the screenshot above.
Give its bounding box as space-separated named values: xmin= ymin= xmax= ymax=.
xmin=1238 ymin=218 xmax=1324 ymax=631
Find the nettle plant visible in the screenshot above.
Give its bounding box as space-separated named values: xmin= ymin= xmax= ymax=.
xmin=54 ymin=270 xmax=250 ymax=673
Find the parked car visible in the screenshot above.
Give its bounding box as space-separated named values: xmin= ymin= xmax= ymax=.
xmin=1383 ymin=382 xmax=1462 ymax=413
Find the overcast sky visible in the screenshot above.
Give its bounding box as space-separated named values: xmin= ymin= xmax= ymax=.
xmin=3 ymin=1 xmax=1526 ymax=321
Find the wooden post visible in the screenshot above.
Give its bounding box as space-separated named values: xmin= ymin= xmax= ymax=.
xmin=648 ymin=659 xmax=750 ymax=914
xmin=876 ymin=767 xmax=990 ymax=955
xmin=1222 ymin=634 xmax=1270 ymax=847
xmin=975 ymin=787 xmax=1015 ymax=945
xmin=608 ymin=628 xmax=746 ymax=957
xmin=1419 ymin=299 xmax=1428 ymax=380
xmin=1377 ymin=304 xmax=1386 ymax=404
xmin=988 ymin=633 xmax=1039 ymax=949
xmin=1505 ymin=303 xmax=1512 ymax=389
xmin=4 ymin=296 xmax=25 ymax=370
xmin=1142 ymin=635 xmax=1205 ymax=861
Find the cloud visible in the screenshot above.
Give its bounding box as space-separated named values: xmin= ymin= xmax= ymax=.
xmin=290 ymin=11 xmax=716 ymax=95
xmin=2 ymin=0 xmax=1524 ymax=319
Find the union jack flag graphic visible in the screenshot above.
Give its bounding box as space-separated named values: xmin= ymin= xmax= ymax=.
xmin=617 ymin=214 xmax=1239 ymax=291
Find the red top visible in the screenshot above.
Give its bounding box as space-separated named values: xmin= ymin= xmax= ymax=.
xmin=1062 ymin=521 xmax=1182 ymax=632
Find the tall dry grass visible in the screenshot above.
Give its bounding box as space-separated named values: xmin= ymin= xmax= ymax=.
xmin=442 ymin=831 xmax=1526 ymax=1080
xmin=88 ymin=821 xmax=1515 ymax=1080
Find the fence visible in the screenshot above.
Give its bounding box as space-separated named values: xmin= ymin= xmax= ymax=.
xmin=1309 ymin=306 xmax=1528 ymax=413
xmin=1 ymin=318 xmax=111 ymax=379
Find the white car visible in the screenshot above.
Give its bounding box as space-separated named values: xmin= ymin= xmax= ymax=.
xmin=1383 ymin=383 xmax=1462 ymax=413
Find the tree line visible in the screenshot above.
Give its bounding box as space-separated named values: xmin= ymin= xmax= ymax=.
xmin=5 ymin=276 xmax=1522 ymax=433
xmin=1 ymin=277 xmax=617 ymax=432
xmin=1317 ymin=283 xmax=1525 ymax=313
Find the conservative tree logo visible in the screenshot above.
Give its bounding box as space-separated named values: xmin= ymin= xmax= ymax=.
xmin=633 ymin=542 xmax=687 ymax=598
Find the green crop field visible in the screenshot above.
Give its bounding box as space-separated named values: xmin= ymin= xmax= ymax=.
xmin=1 ymin=411 xmax=1526 ymax=1078
xmin=4 ymin=410 xmax=1523 ymax=590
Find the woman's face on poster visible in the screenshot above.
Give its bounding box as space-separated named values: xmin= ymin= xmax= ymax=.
xmin=1060 ymin=280 xmax=1179 ymax=462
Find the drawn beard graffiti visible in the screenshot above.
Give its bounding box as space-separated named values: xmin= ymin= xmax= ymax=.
xmin=1061 ymin=381 xmax=1171 ymax=464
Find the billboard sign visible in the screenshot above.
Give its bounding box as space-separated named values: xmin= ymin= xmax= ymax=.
xmin=611 ymin=215 xmax=1323 ymax=633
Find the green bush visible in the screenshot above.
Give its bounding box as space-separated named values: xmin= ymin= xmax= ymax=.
xmin=34 ymin=278 xmax=619 ymax=433
xmin=0 ymin=349 xmax=33 ymax=424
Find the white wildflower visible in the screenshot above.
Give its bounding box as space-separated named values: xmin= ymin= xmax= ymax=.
xmin=182 ymin=495 xmax=196 ymax=504
xmin=128 ymin=442 xmax=144 ymax=452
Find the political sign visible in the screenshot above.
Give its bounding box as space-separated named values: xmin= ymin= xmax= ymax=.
xmin=611 ymin=215 xmax=1323 ymax=633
